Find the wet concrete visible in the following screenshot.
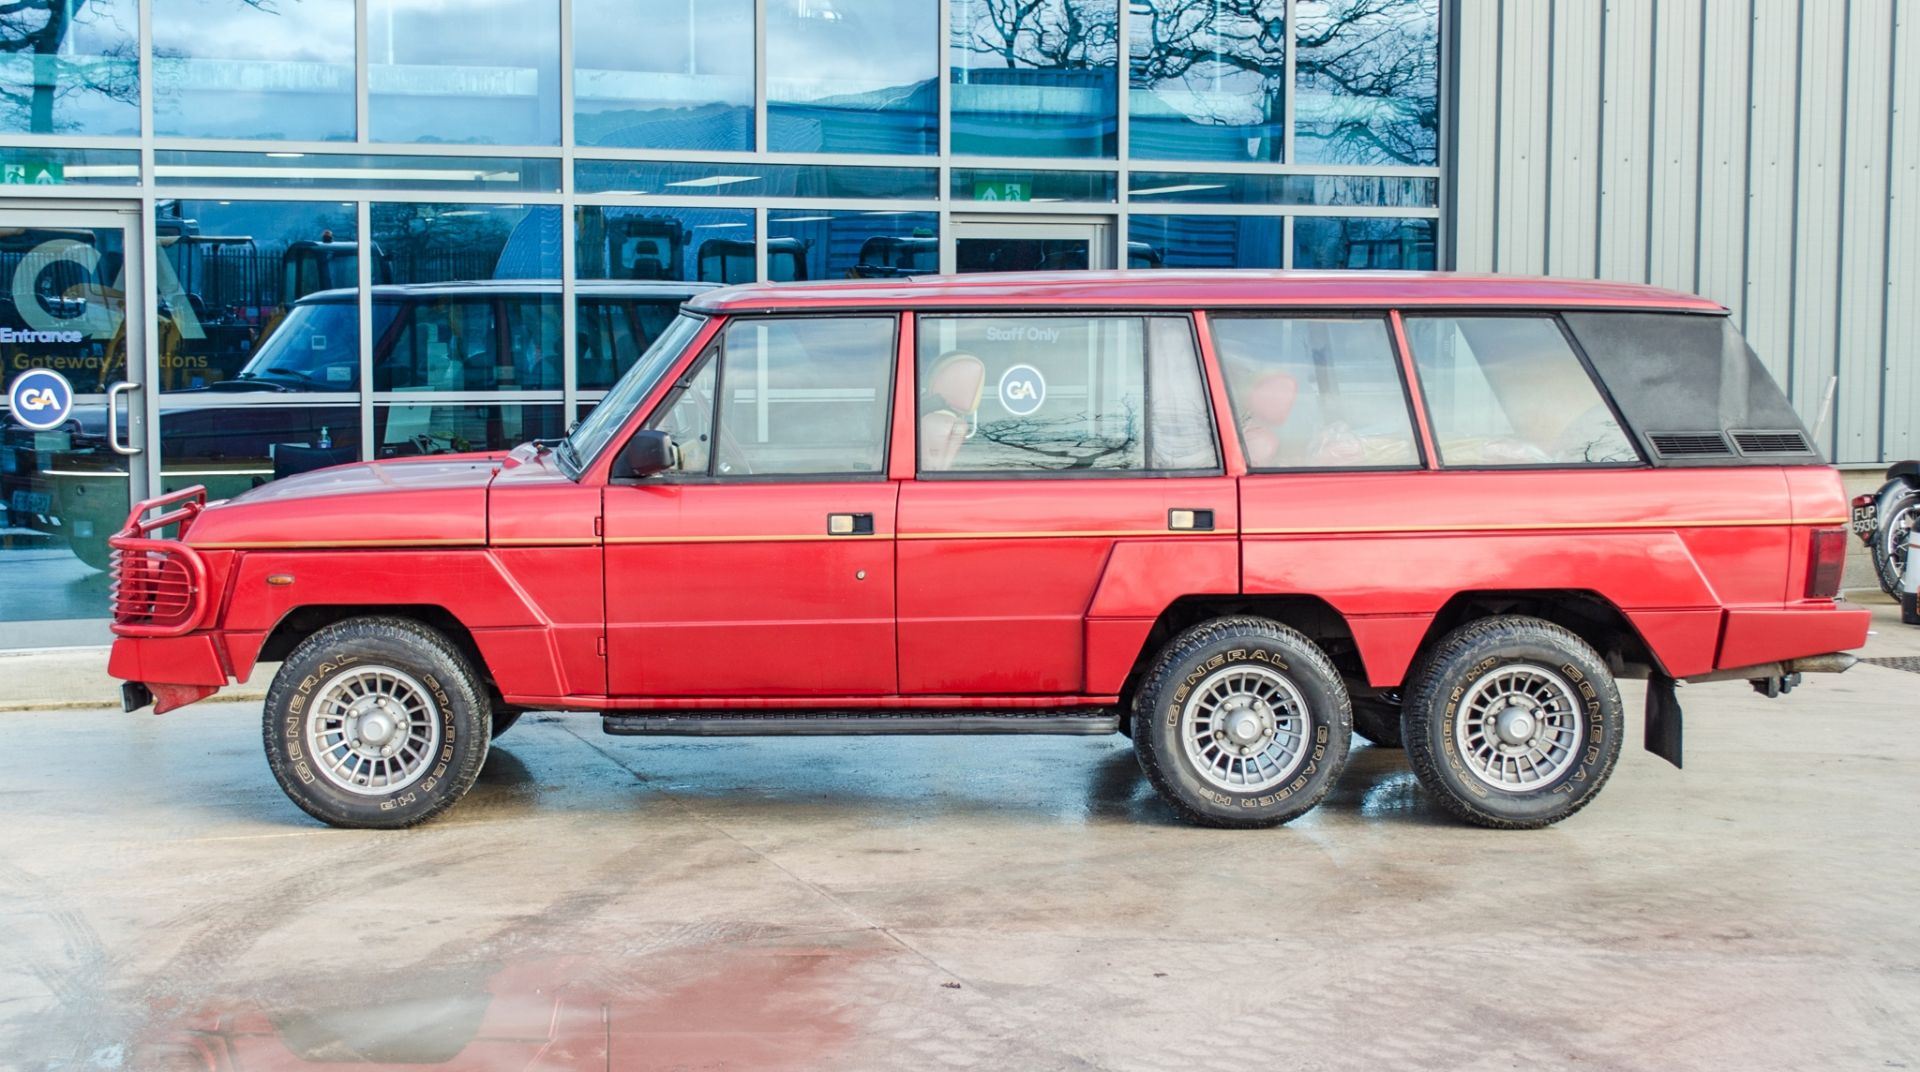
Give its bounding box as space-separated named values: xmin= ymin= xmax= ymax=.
xmin=2 ymin=635 xmax=1918 ymax=1069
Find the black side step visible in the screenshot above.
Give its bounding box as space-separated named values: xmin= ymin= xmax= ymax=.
xmin=602 ymin=709 xmax=1119 ymax=737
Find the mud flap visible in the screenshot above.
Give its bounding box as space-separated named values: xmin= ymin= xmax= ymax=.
xmin=1645 ymin=674 xmax=1683 ymax=769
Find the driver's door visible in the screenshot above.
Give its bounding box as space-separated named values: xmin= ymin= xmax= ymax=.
xmin=602 ymin=315 xmax=899 ymax=698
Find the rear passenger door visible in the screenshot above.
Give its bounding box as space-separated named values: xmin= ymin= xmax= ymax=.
xmin=896 ymin=313 xmax=1237 ymax=696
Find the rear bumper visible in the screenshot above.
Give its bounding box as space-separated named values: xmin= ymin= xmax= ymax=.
xmin=1717 ymin=605 xmax=1873 ymax=670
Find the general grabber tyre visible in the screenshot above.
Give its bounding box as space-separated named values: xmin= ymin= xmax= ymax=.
xmin=263 ymin=616 xmax=491 ymax=829
xmin=1402 ymin=616 xmax=1623 ymax=830
xmin=1350 ymin=694 xmax=1403 ymax=749
xmin=1133 ymin=617 xmax=1352 ymax=828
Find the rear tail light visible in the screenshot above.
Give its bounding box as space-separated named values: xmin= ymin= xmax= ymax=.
xmin=1806 ymin=527 xmax=1848 ymax=599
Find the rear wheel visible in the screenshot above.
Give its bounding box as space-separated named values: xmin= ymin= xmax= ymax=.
xmin=263 ymin=616 xmax=491 ymax=829
xmin=1402 ymin=616 xmax=1622 ymax=829
xmin=1133 ymin=617 xmax=1351 ymax=828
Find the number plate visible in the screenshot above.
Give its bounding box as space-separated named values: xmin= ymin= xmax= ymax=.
xmin=1851 ymin=502 xmax=1878 ymax=535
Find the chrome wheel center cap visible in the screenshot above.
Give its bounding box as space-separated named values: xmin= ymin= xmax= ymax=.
xmin=1494 ymin=705 xmax=1536 ymax=746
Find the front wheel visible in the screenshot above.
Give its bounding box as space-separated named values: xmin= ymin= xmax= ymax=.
xmin=1133 ymin=617 xmax=1351 ymax=828
xmin=1402 ymin=616 xmax=1622 ymax=829
xmin=263 ymin=616 xmax=491 ymax=829
xmin=1872 ymin=487 xmax=1919 ymax=595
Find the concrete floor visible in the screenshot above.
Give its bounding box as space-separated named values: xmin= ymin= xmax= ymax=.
xmin=1 ymin=619 xmax=1917 ymax=1071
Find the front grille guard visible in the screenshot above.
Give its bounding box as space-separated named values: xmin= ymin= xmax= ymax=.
xmin=108 ymin=486 xmax=212 ymax=638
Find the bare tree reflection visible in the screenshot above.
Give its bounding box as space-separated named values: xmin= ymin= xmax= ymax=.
xmin=0 ymin=0 xmax=138 ymax=132
xmin=976 ymin=405 xmax=1141 ymax=470
xmin=1295 ymin=0 xmax=1439 ymax=166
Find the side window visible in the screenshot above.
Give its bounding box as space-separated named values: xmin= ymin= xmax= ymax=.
xmin=1405 ymin=315 xmax=1639 ymax=467
xmin=375 ymin=298 xmax=498 ymax=391
xmin=502 ymin=297 xmax=562 ymax=390
xmin=1211 ymin=315 xmax=1420 ymax=469
xmin=649 ymin=316 xmax=895 ymax=477
xmin=916 ymin=314 xmax=1218 ymax=474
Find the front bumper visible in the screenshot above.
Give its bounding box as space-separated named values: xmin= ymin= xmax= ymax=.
xmin=109 ymin=634 xmax=228 ymax=713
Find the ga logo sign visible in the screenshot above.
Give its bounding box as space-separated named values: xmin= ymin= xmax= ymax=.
xmin=998 ymin=364 xmax=1046 ymax=416
xmin=7 ymin=368 xmax=74 ymax=431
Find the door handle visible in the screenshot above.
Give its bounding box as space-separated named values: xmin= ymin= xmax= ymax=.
xmin=827 ymin=512 xmax=875 ymax=535
xmin=1168 ymin=509 xmax=1214 ymax=532
xmin=108 ymin=381 xmax=141 ymax=456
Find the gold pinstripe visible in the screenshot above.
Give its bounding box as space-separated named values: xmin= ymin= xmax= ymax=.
xmin=191 ymin=517 xmax=1844 ymax=550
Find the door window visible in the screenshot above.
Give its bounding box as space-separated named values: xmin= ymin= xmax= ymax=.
xmin=916 ymin=315 xmax=1218 ymax=474
xmin=1404 ymin=315 xmax=1639 ymax=467
xmin=1211 ymin=315 xmax=1421 ymax=469
xmin=648 ymin=317 xmax=896 ymax=477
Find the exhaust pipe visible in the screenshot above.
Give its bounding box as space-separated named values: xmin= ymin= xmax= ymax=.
xmin=1682 ymin=652 xmax=1857 ymax=686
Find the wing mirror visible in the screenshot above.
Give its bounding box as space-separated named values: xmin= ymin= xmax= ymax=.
xmin=617 ymin=429 xmax=676 ymax=478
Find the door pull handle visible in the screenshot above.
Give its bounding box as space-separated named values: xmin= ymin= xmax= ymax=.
xmin=827 ymin=512 xmax=875 ymax=535
xmin=108 ymin=381 xmax=142 ymax=456
xmin=1168 ymin=509 xmax=1214 ymax=532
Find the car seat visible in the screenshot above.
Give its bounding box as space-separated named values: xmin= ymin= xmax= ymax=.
xmin=920 ymin=352 xmax=986 ymax=472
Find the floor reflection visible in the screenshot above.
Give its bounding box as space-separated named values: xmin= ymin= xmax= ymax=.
xmin=134 ymin=946 xmax=879 ymax=1071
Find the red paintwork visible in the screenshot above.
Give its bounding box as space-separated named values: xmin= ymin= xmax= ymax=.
xmin=106 ymin=271 xmax=1867 ymax=716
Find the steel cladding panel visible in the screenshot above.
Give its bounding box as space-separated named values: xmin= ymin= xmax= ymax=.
xmin=1448 ymin=0 xmax=1917 ymax=466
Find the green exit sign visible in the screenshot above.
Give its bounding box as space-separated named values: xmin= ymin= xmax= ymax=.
xmin=2 ymin=159 xmax=64 ymax=185
xmin=972 ymin=181 xmax=1030 ymax=203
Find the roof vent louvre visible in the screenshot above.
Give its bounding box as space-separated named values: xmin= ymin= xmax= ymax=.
xmin=1730 ymin=430 xmax=1813 ymax=455
xmin=1649 ymin=432 xmax=1732 ymax=458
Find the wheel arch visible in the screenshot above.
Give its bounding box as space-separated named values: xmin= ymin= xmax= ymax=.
xmin=1411 ymin=590 xmax=1661 ymax=681
xmin=1114 ymin=595 xmax=1365 ymax=723
xmin=254 ymin=604 xmax=494 ymax=694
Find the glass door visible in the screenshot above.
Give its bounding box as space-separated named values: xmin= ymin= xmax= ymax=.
xmin=950 ymin=218 xmax=1114 ymax=273
xmin=0 ymin=207 xmax=150 ymax=647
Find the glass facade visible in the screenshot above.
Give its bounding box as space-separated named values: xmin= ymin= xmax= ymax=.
xmin=0 ymin=0 xmax=1442 ymax=638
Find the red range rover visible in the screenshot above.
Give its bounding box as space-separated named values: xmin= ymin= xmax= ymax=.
xmin=106 ymin=271 xmax=1868 ymax=831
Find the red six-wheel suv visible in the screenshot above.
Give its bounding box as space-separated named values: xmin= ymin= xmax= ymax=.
xmin=107 ymin=271 xmax=1868 ymax=831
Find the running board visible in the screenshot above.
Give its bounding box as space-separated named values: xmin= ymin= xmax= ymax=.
xmin=602 ymin=709 xmax=1119 ymax=737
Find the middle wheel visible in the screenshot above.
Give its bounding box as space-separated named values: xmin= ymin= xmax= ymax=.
xmin=1133 ymin=616 xmax=1352 ymax=828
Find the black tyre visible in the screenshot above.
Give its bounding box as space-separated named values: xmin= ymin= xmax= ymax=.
xmin=1350 ymin=694 xmax=1403 ymax=749
xmin=1403 ymin=616 xmax=1622 ymax=829
xmin=264 ymin=616 xmax=491 ymax=829
xmin=1871 ymin=487 xmax=1918 ymax=595
xmin=491 ymin=709 xmax=524 ymax=739
xmin=1133 ymin=616 xmax=1351 ymax=828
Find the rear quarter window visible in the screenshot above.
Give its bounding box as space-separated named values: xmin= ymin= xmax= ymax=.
xmin=1559 ymin=312 xmax=1820 ymax=465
